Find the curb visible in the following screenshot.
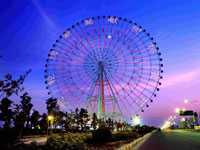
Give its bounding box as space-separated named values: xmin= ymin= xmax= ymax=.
xmin=116 ymin=130 xmax=156 ymax=150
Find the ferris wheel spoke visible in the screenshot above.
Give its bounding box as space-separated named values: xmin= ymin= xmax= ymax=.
xmin=116 ymin=45 xmax=146 ymax=59
xmin=72 ymin=78 xmax=92 ymax=106
xmin=114 ymin=32 xmax=150 ymax=58
xmin=106 ymin=23 xmax=118 ymax=49
xmin=60 ymin=73 xmax=86 ymax=93
xmin=118 ymin=53 xmax=150 ymax=61
xmin=115 ymin=41 xmax=144 ymax=58
xmin=70 ymin=31 xmax=91 ymax=53
xmin=118 ymin=66 xmax=149 ymax=75
xmin=116 ymin=70 xmax=151 ymax=91
xmin=113 ymin=71 xmax=145 ymax=96
xmin=78 ymin=25 xmax=95 ymax=51
xmin=110 ymin=74 xmax=132 ymax=105
xmin=66 ymin=75 xmax=90 ymax=102
xmin=57 ymin=54 xmax=85 ymax=62
xmin=111 ymin=75 xmax=140 ymax=114
xmin=55 ymin=70 xmax=85 ymax=84
xmin=112 ymin=29 xmax=133 ymax=51
xmin=109 ymin=22 xmax=128 ymax=50
xmin=64 ymin=38 xmax=88 ymax=55
xmin=103 ymin=21 xmax=109 ymax=49
xmin=105 ymin=72 xmax=127 ymax=109
xmin=56 ymin=45 xmax=86 ymax=58
xmin=98 ymin=20 xmax=101 ymax=50
xmin=55 ymin=66 xmax=84 ymax=74
xmin=89 ymin=25 xmax=97 ymax=50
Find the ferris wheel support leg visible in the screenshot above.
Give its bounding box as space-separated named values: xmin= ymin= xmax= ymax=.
xmin=84 ymin=73 xmax=99 ymax=114
xmin=104 ymin=71 xmax=126 ymax=122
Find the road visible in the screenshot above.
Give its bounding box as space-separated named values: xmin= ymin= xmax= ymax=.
xmin=133 ymin=129 xmax=200 ymax=150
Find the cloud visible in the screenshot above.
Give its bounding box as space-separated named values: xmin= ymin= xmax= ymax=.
xmin=161 ymin=67 xmax=200 ymax=88
xmin=32 ymin=0 xmax=56 ymax=28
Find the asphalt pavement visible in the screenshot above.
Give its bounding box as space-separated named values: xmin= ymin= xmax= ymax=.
xmin=133 ymin=129 xmax=200 ymax=150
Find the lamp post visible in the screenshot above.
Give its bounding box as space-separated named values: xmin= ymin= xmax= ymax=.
xmin=184 ymin=99 xmax=199 ymax=125
xmin=47 ymin=115 xmax=53 ymax=136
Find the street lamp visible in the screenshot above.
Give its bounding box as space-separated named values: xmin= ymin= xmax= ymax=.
xmin=184 ymin=99 xmax=188 ymax=103
xmin=47 ymin=115 xmax=54 ymax=136
xmin=175 ymin=108 xmax=180 ymax=113
xmin=133 ymin=116 xmax=141 ymax=125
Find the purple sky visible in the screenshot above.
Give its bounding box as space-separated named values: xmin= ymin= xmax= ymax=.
xmin=0 ymin=0 xmax=200 ymax=127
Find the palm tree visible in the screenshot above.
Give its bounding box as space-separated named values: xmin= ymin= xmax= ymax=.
xmin=31 ymin=109 xmax=40 ymax=129
xmin=0 ymin=97 xmax=13 ymax=129
xmin=39 ymin=113 xmax=47 ymax=130
xmin=46 ymin=97 xmax=59 ymax=115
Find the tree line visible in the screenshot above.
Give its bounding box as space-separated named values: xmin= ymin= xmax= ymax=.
xmin=0 ymin=70 xmax=130 ymax=138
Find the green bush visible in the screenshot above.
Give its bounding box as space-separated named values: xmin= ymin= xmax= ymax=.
xmin=112 ymin=131 xmax=136 ymax=141
xmin=46 ymin=133 xmax=88 ymax=150
xmin=30 ymin=141 xmax=41 ymax=150
xmin=0 ymin=129 xmax=18 ymax=149
xmin=92 ymin=127 xmax=112 ymax=142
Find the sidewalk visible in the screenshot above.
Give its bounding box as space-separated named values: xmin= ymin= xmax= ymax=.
xmin=20 ymin=137 xmax=47 ymax=145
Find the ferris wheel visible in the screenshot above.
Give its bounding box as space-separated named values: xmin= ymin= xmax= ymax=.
xmin=45 ymin=16 xmax=163 ymax=119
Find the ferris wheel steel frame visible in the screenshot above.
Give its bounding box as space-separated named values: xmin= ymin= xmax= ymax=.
xmin=44 ymin=16 xmax=163 ymax=121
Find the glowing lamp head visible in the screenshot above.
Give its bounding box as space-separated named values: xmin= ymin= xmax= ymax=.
xmin=184 ymin=99 xmax=188 ymax=103
xmin=133 ymin=117 xmax=141 ymax=125
xmin=48 ymin=116 xmax=53 ymax=120
xmin=175 ymin=108 xmax=180 ymax=113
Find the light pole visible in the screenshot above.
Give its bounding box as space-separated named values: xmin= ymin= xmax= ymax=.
xmin=47 ymin=115 xmax=53 ymax=136
xmin=184 ymin=99 xmax=199 ymax=125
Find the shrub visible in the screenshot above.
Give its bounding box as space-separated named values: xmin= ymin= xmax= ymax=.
xmin=92 ymin=127 xmax=112 ymax=143
xmin=0 ymin=129 xmax=18 ymax=149
xmin=30 ymin=141 xmax=41 ymax=150
xmin=112 ymin=131 xmax=136 ymax=141
xmin=46 ymin=133 xmax=88 ymax=150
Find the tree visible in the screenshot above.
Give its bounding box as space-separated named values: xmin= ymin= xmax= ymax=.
xmin=79 ymin=108 xmax=90 ymax=131
xmin=0 ymin=97 xmax=13 ymax=129
xmin=46 ymin=98 xmax=59 ymax=115
xmin=54 ymin=110 xmax=65 ymax=128
xmin=13 ymin=104 xmax=26 ymax=138
xmin=65 ymin=110 xmax=75 ymax=132
xmin=31 ymin=109 xmax=40 ymax=129
xmin=0 ymin=69 xmax=31 ymax=98
xmin=91 ymin=113 xmax=98 ymax=131
xmin=20 ymin=92 xmax=33 ymax=128
xmin=74 ymin=108 xmax=80 ymax=130
xmin=13 ymin=92 xmax=33 ymax=137
xmin=39 ymin=113 xmax=47 ymax=130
